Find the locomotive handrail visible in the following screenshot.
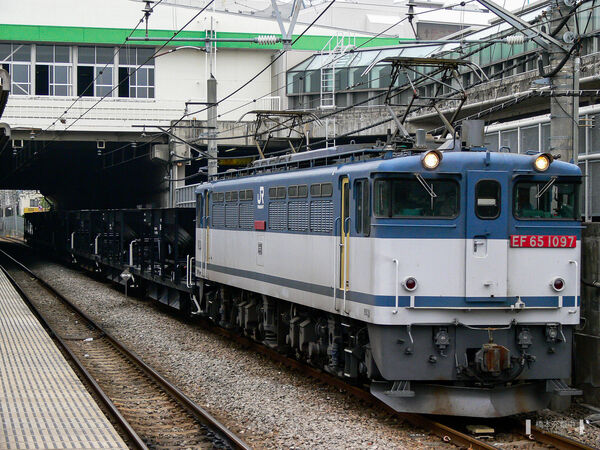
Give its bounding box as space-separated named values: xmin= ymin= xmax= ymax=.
xmin=343 ymin=217 xmax=351 ymax=315
xmin=569 ymin=259 xmax=579 ymax=311
xmin=204 ymin=215 xmax=211 ymax=278
xmin=393 ymin=259 xmax=399 ymax=314
xmin=94 ymin=233 xmax=101 ymax=255
xmin=333 ymin=217 xmax=341 ymax=312
xmin=190 ymin=257 xmax=195 ymax=285
xmin=70 ymin=231 xmax=76 ymax=250
xmin=186 ymin=254 xmax=191 ymax=288
xmin=372 ymin=223 xmax=457 ymax=228
xmin=515 ymin=224 xmax=585 ymax=229
xmin=129 ymin=239 xmax=140 ymax=267
xmin=185 ymin=256 xmax=195 ymax=287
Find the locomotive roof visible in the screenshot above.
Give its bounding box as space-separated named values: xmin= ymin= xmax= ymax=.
xmin=196 ymin=148 xmax=581 ymax=191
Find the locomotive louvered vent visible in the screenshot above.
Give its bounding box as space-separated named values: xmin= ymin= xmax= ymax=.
xmin=239 ymin=203 xmax=254 ymax=229
xmin=212 ymin=204 xmax=225 ymax=228
xmin=288 ymin=201 xmax=309 ymax=231
xmin=268 ymin=202 xmax=287 ymax=230
xmin=225 ymin=204 xmax=239 ymax=228
xmin=310 ymin=200 xmax=334 ymax=232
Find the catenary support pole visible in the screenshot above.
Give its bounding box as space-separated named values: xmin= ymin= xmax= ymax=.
xmin=550 ymin=0 xmax=576 ymax=163
xmin=207 ymin=75 xmax=218 ymax=178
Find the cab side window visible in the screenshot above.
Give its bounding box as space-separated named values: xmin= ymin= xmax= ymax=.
xmin=355 ymin=179 xmax=370 ymax=235
xmin=196 ymin=193 xmax=203 ymax=226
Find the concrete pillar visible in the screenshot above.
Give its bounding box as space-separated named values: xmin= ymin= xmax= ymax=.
xmin=207 ymin=76 xmax=218 ymax=178
xmin=549 ymin=0 xmax=576 ymax=163
xmin=577 ymin=223 xmax=600 ymax=406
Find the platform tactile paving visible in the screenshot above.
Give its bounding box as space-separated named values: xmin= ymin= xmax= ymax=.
xmin=0 ymin=269 xmax=128 ymax=449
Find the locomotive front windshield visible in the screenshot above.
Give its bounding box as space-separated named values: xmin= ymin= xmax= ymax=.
xmin=374 ymin=178 xmax=459 ymax=218
xmin=514 ymin=180 xmax=578 ymax=220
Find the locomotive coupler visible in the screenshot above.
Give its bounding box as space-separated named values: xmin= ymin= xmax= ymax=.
xmin=475 ymin=343 xmax=511 ymax=375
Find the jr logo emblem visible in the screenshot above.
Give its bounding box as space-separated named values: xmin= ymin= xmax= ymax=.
xmin=257 ymin=186 xmax=265 ymax=209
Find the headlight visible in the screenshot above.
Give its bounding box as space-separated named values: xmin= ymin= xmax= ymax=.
xmin=533 ymin=153 xmax=552 ymax=172
xmin=421 ymin=150 xmax=442 ymax=170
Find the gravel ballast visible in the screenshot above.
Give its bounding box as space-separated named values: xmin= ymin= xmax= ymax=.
xmin=9 ymin=248 xmax=599 ymax=449
xmin=17 ymin=255 xmax=450 ymax=449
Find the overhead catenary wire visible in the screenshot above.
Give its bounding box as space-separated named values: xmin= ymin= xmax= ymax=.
xmin=177 ymin=0 xmax=576 ymax=140
xmin=61 ymin=0 xmax=216 ymax=134
xmin=40 ymin=0 xmax=600 ymax=177
xmin=195 ymin=0 xmax=475 ymax=126
xmin=161 ymin=0 xmax=479 ymax=145
xmin=107 ymin=0 xmax=600 ymax=183
xmin=51 ymin=0 xmax=599 ymax=144
xmin=180 ymin=0 xmax=339 ymax=123
xmin=19 ymin=0 xmax=216 ymax=179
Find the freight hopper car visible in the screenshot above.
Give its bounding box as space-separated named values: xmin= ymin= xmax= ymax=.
xmin=25 ymin=208 xmax=198 ymax=312
xmin=193 ymin=145 xmax=582 ymax=417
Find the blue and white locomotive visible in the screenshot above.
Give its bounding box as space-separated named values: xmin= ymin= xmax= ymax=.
xmin=193 ymin=144 xmax=581 ymax=417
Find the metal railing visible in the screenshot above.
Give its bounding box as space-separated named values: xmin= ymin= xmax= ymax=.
xmin=175 ymin=183 xmax=201 ymax=208
xmin=4 ymin=95 xmax=281 ymax=131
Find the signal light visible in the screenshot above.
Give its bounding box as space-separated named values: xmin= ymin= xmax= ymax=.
xmin=421 ymin=150 xmax=442 ymax=170
xmin=551 ymin=277 xmax=565 ymax=292
xmin=533 ymin=153 xmax=552 ymax=172
xmin=403 ymin=277 xmax=418 ymax=291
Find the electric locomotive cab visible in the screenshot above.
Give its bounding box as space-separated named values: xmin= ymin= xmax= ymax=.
xmin=369 ymin=150 xmax=582 ymax=417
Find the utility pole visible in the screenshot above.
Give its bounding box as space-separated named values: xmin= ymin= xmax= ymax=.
xmin=549 ymin=0 xmax=577 ymax=163
xmin=474 ymin=0 xmax=578 ymax=162
xmin=206 ymin=17 xmax=218 ymax=179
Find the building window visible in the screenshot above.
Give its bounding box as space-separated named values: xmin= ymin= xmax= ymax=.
xmin=118 ymin=47 xmax=155 ymax=98
xmin=35 ymin=45 xmax=71 ymax=96
xmin=77 ymin=46 xmax=115 ymax=97
xmin=0 ymin=43 xmax=31 ymax=95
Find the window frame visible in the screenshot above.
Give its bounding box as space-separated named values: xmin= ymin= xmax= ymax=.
xmin=35 ymin=45 xmax=72 ymax=96
xmin=269 ymin=186 xmax=286 ymax=199
xmin=354 ymin=178 xmax=371 ymax=235
xmin=239 ymin=189 xmax=253 ymax=201
xmin=373 ymin=176 xmax=460 ymax=219
xmin=196 ymin=193 xmax=203 ymax=226
xmin=118 ymin=47 xmax=155 ymax=99
xmin=310 ymin=182 xmax=333 ymax=198
xmin=512 ymin=177 xmax=580 ymax=221
xmin=77 ymin=45 xmax=115 ymax=98
xmin=1 ymin=44 xmax=32 ymax=95
xmin=475 ymin=179 xmax=501 ymax=220
xmin=288 ymin=184 xmax=308 ymax=198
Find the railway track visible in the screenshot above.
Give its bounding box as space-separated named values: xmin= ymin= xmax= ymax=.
xmin=0 ymin=248 xmax=249 ymax=450
xmin=1 ymin=242 xmax=597 ymax=450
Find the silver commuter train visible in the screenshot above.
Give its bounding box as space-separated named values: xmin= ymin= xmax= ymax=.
xmin=192 ymin=144 xmax=582 ymax=417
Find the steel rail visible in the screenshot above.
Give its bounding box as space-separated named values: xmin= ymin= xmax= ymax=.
xmin=528 ymin=424 xmax=596 ymax=450
xmin=3 ymin=240 xmax=596 ymax=450
xmin=192 ymin=316 xmax=499 ymax=450
xmin=0 ymin=248 xmax=250 ymax=450
xmin=209 ymin=319 xmax=599 ymax=450
xmin=0 ymin=264 xmax=148 ymax=450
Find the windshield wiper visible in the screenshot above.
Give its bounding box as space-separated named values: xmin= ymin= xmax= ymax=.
xmin=536 ymin=176 xmax=557 ymax=199
xmin=414 ymin=173 xmax=437 ymax=199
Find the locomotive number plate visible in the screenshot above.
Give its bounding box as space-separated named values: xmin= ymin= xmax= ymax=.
xmin=510 ymin=235 xmax=576 ymax=248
